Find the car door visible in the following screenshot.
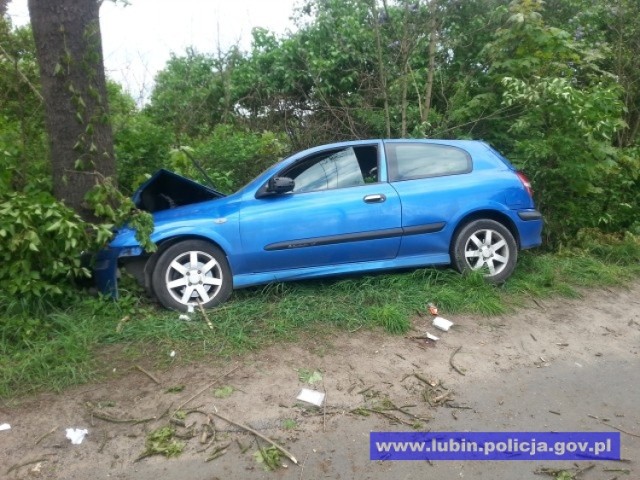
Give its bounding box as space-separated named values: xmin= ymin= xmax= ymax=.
xmin=384 ymin=141 xmax=476 ymax=258
xmin=238 ymin=142 xmax=402 ymax=274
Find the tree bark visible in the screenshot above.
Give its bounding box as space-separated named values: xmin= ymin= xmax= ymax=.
xmin=371 ymin=2 xmax=391 ymax=138
xmin=0 ymin=0 xmax=10 ymax=17
xmin=28 ymin=0 xmax=115 ymax=220
xmin=422 ymin=0 xmax=437 ymax=129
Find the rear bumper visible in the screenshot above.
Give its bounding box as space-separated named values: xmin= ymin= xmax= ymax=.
xmin=515 ymin=209 xmax=543 ymax=249
xmin=518 ymin=209 xmax=543 ymax=221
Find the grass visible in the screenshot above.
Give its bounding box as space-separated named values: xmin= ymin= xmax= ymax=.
xmin=1 ymin=234 xmax=639 ymax=398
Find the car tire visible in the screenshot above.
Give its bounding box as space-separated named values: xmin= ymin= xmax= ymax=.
xmin=452 ymin=219 xmax=517 ymax=284
xmin=151 ymin=240 xmax=232 ymax=311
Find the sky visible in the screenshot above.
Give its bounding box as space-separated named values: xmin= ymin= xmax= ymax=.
xmin=8 ymin=0 xmax=299 ymax=103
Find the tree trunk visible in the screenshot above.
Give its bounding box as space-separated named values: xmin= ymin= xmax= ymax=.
xmin=28 ymin=0 xmax=115 ymax=220
xmin=0 ymin=0 xmax=10 ymax=17
xmin=422 ymin=0 xmax=437 ymax=130
xmin=371 ymin=2 xmax=391 ymax=138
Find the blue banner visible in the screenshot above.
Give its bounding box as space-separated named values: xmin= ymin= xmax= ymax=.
xmin=370 ymin=432 xmax=620 ymax=461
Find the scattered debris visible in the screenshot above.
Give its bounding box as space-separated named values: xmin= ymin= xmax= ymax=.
xmin=205 ymin=443 xmax=230 ymax=462
xmin=173 ymin=363 xmax=241 ymax=414
xmin=549 ymin=410 xmax=561 ymax=416
xmin=135 ymin=365 xmax=161 ymax=385
xmin=281 ymin=418 xmax=298 ymax=430
xmin=427 ymin=302 xmax=439 ymax=316
xmin=351 ymin=396 xmax=430 ymax=427
xmin=165 ymin=385 xmax=186 ymax=393
xmin=213 ymin=385 xmax=235 ymax=399
xmin=449 ymin=346 xmax=466 ymax=376
xmin=196 ymin=300 xmax=214 ymax=330
xmin=433 ymin=316 xmax=454 ymax=332
xmin=211 ymin=410 xmax=298 ymax=465
xmin=0 ymin=423 xmax=10 ymax=431
xmin=297 ymin=388 xmax=325 ymax=407
xmin=254 ymin=444 xmax=284 ymax=471
xmin=178 ymin=314 xmax=191 ymax=321
xmin=65 ymin=428 xmax=88 ymax=445
xmin=34 ymin=425 xmax=58 ymax=446
xmin=115 ymin=315 xmax=130 ymax=333
xmin=297 ymin=369 xmax=323 ymax=385
xmin=588 ymin=415 xmax=640 ymax=438
xmin=89 ymin=408 xmax=157 ymax=425
xmin=357 ymin=386 xmax=373 ymax=395
xmin=530 ymin=333 xmax=538 ymax=341
xmin=6 ymin=456 xmax=53 ymax=476
xmin=534 ymin=463 xmax=594 ymax=479
xmin=136 ymin=427 xmax=185 ymax=461
xmin=426 ymin=332 xmax=439 ymax=341
xmin=413 ymin=373 xmax=437 ymax=387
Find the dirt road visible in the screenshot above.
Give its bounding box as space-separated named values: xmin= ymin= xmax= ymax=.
xmin=2 ymin=282 xmax=639 ymax=479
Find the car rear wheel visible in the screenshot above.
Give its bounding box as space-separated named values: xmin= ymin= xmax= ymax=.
xmin=151 ymin=240 xmax=232 ymax=311
xmin=452 ymin=219 xmax=517 ymax=283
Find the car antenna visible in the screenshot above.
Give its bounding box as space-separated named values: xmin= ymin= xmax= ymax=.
xmin=178 ymin=146 xmax=217 ymax=190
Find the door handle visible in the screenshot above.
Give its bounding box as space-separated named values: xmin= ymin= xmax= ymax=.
xmin=363 ymin=194 xmax=386 ymax=203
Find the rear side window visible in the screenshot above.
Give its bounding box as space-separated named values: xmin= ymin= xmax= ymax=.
xmin=385 ymin=143 xmax=471 ymax=182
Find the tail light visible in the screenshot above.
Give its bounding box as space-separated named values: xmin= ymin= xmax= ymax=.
xmin=516 ymin=171 xmax=533 ymax=197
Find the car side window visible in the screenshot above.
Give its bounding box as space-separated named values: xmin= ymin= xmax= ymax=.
xmin=284 ymin=146 xmax=379 ymax=194
xmin=386 ymin=143 xmax=471 ymax=182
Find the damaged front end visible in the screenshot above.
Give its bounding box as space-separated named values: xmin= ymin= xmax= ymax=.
xmin=94 ymin=169 xmax=226 ymax=297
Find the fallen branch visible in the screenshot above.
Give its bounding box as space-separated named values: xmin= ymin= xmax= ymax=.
xmin=6 ymin=456 xmax=51 ymax=475
xmin=432 ymin=391 xmax=453 ymax=405
xmin=197 ymin=300 xmax=215 ymax=330
xmin=351 ymin=407 xmax=415 ymax=426
xmin=449 ymin=346 xmax=466 ymax=376
xmin=115 ymin=315 xmax=130 ymax=333
xmin=414 ymin=373 xmax=437 ymax=386
xmin=135 ymin=365 xmax=161 ymax=385
xmin=98 ymin=432 xmax=109 ymax=453
xmin=34 ymin=425 xmax=58 ymax=446
xmin=205 ymin=443 xmax=230 ymax=462
xmin=90 ymin=410 xmax=156 ymax=424
xmin=596 ymin=420 xmax=640 ymax=438
xmin=211 ymin=411 xmax=298 ymax=465
xmin=173 ymin=363 xmax=242 ymax=415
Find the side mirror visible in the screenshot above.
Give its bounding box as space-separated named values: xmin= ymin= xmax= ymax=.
xmin=267 ymin=176 xmax=295 ymax=194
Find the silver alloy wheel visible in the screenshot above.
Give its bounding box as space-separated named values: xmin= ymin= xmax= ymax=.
xmin=463 ymin=228 xmax=510 ymax=276
xmin=164 ymin=250 xmax=224 ymax=306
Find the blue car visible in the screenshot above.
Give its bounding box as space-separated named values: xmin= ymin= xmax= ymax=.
xmin=95 ymin=139 xmax=542 ymax=311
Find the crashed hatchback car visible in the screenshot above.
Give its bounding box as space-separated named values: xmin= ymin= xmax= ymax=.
xmin=95 ymin=139 xmax=542 ymax=311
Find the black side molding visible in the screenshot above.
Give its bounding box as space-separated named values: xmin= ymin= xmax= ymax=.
xmin=264 ymin=222 xmax=446 ymax=251
xmin=517 ymin=210 xmax=543 ymax=221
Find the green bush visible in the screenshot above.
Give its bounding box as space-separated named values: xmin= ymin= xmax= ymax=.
xmin=0 ymin=191 xmax=111 ymax=310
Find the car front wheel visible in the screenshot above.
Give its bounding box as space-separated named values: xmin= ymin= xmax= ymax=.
xmin=151 ymin=240 xmax=232 ymax=311
xmin=452 ymin=219 xmax=517 ymax=283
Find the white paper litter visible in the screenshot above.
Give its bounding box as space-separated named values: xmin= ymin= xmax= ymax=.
xmin=0 ymin=423 xmax=10 ymax=431
xmin=426 ymin=332 xmax=439 ymax=341
xmin=432 ymin=316 xmax=454 ymax=332
xmin=178 ymin=314 xmax=191 ymax=321
xmin=65 ymin=428 xmax=88 ymax=445
xmin=296 ymin=388 xmax=325 ymax=407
